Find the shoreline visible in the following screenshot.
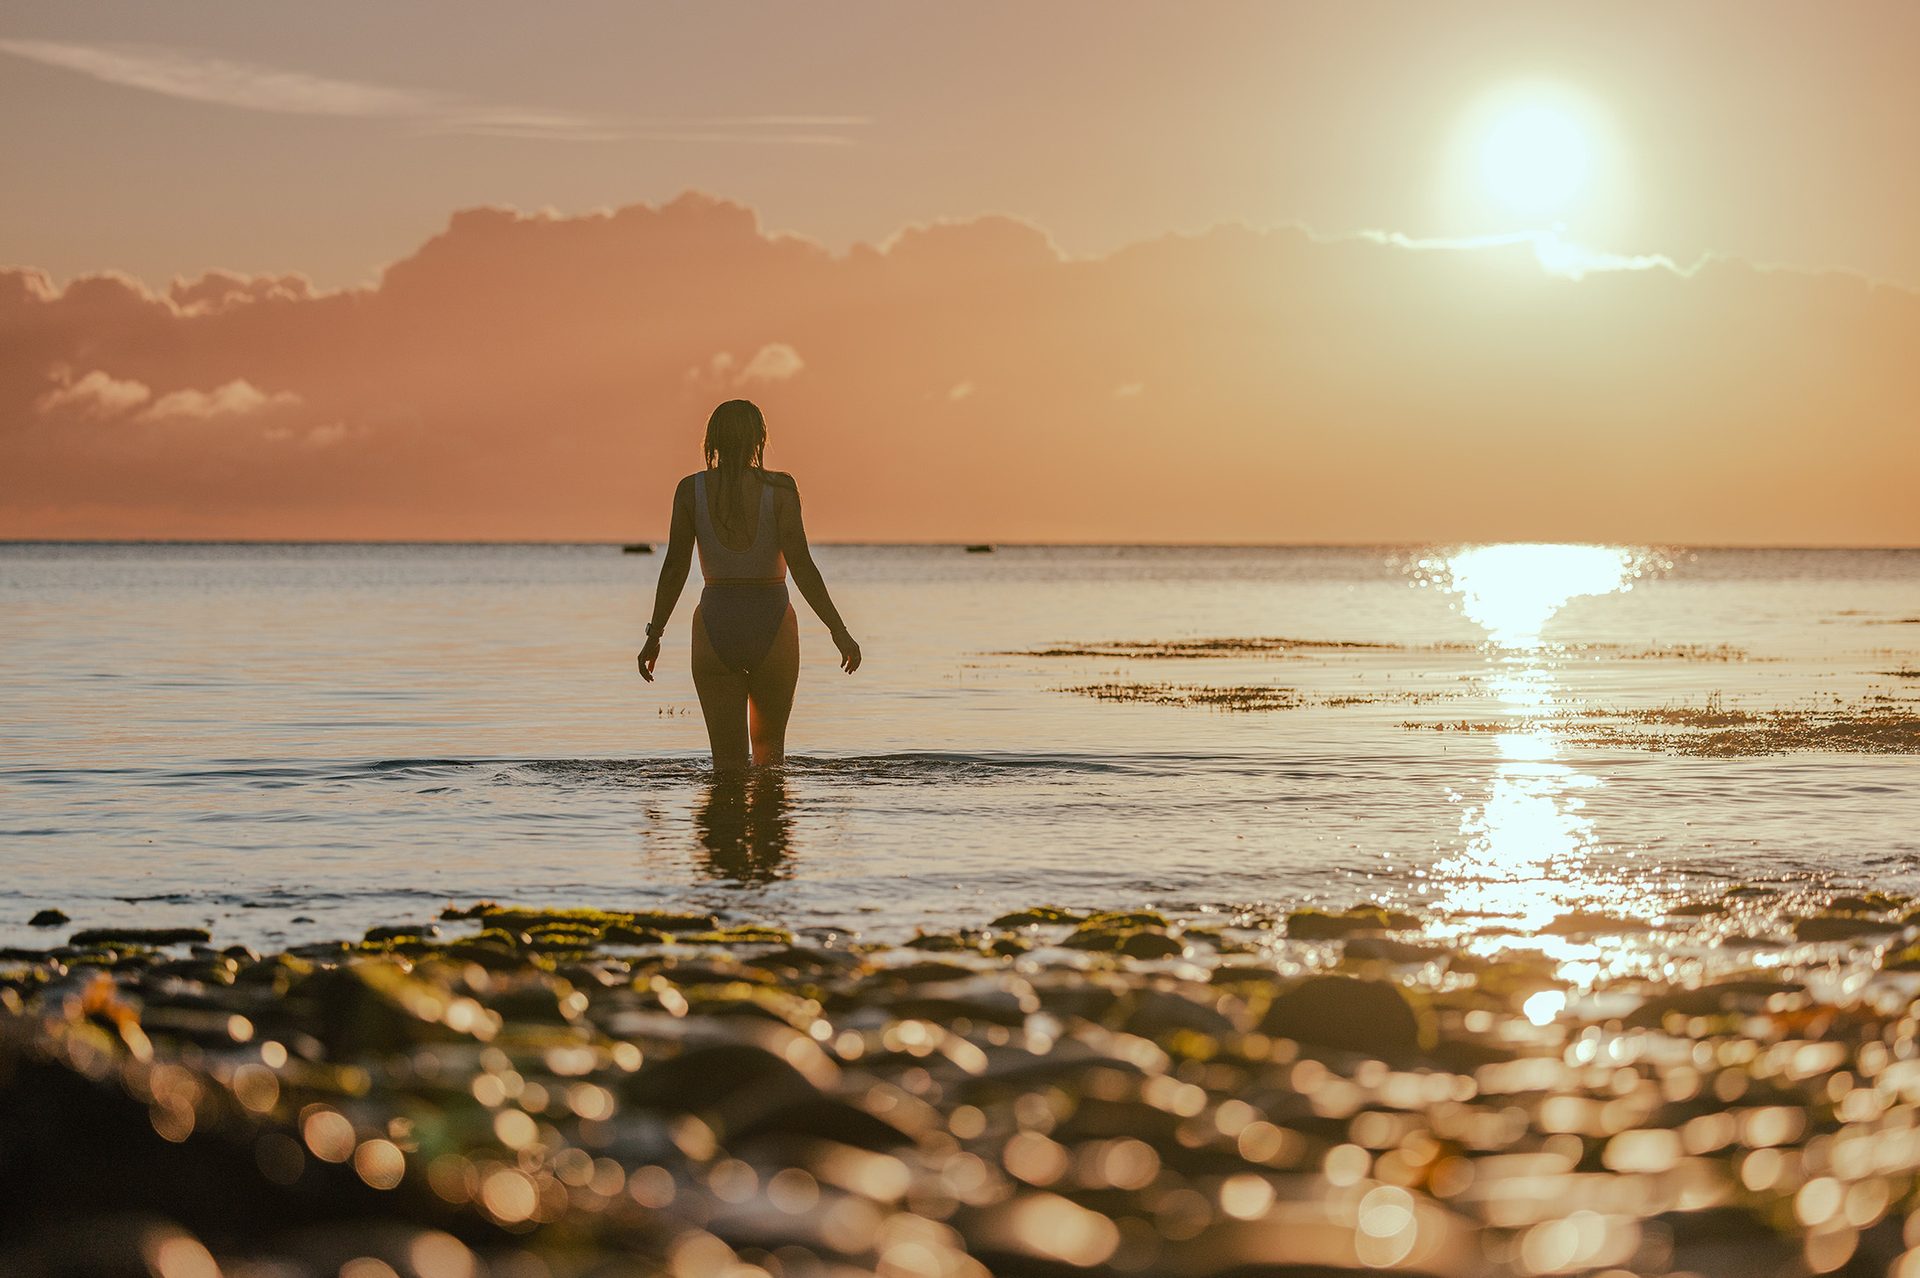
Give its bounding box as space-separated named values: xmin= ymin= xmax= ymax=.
xmin=7 ymin=902 xmax=1920 ymax=1275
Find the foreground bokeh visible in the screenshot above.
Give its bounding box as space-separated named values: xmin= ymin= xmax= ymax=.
xmin=10 ymin=900 xmax=1920 ymax=1276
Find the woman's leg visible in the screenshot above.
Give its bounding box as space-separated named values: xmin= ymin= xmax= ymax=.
xmin=690 ymin=604 xmax=751 ymax=772
xmin=746 ymin=606 xmax=800 ymax=767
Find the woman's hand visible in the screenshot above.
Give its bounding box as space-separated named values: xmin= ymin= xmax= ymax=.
xmin=637 ymin=635 xmax=662 ymax=681
xmin=832 ymin=629 xmax=862 ymax=674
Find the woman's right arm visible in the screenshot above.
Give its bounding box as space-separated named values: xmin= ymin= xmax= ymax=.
xmin=637 ymin=477 xmax=696 ymax=681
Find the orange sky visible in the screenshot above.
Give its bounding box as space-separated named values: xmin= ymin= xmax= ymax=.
xmin=2 ymin=3 xmax=1917 ymax=543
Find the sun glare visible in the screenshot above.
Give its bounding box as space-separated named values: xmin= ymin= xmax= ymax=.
xmin=1478 ymin=101 xmax=1592 ymax=218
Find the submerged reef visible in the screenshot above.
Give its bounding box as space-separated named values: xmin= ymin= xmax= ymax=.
xmin=10 ymin=900 xmax=1920 ymax=1274
xmin=1407 ymin=695 xmax=1920 ymax=756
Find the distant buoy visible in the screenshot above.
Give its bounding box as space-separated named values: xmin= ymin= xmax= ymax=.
xmin=622 ymin=544 xmax=654 ymax=554
xmin=964 ymin=544 xmax=995 ymax=554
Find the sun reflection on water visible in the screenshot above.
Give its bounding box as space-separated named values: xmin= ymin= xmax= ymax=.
xmin=1426 ymin=542 xmax=1649 ymax=649
xmin=1415 ymin=544 xmax=1668 ymax=968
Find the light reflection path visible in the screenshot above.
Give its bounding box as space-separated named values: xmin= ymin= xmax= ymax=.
xmin=1414 ymin=544 xmax=1666 ymax=966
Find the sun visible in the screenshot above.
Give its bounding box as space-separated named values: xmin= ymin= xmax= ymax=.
xmin=1477 ymin=99 xmax=1593 ymax=219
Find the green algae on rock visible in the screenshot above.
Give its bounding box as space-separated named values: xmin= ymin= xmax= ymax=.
xmin=1284 ymin=905 xmax=1421 ymax=939
xmin=988 ymin=905 xmax=1087 ymax=928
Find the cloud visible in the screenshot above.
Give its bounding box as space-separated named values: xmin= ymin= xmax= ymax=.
xmin=34 ymin=369 xmax=152 ymax=418
xmin=947 ymin=381 xmax=976 ymax=402
xmin=1353 ymin=228 xmax=1688 ymax=280
xmin=738 ymin=343 xmax=805 ymax=383
xmin=0 ymin=39 xmax=867 ymax=144
xmin=2 ymin=191 xmax=1916 ymax=544
xmin=138 ymin=380 xmax=301 ymax=422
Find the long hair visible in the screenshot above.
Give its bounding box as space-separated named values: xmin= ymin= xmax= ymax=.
xmin=703 ymin=399 xmax=767 ymax=533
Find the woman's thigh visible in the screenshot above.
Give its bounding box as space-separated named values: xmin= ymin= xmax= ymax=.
xmin=746 ymin=607 xmax=799 ymax=763
xmin=690 ymin=604 xmax=751 ymax=770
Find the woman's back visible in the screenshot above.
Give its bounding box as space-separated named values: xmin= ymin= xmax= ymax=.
xmin=693 ymin=470 xmax=786 ymax=582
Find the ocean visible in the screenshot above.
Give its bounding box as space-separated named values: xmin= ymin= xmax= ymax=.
xmin=2 ymin=542 xmax=1915 ymax=963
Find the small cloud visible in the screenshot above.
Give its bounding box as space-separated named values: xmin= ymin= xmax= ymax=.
xmin=1113 ymin=382 xmax=1144 ymax=398
xmin=947 ymin=381 xmax=976 ymax=402
xmin=139 ymin=379 xmax=301 ymax=422
xmin=737 ymin=343 xmax=804 ymax=383
xmin=34 ymin=368 xmax=152 ymax=418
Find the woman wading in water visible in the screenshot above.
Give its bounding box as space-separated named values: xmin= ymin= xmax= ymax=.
xmin=638 ymin=400 xmax=861 ymax=770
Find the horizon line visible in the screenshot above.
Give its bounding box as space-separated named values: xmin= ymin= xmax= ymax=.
xmin=3 ymin=538 xmax=1917 ymax=552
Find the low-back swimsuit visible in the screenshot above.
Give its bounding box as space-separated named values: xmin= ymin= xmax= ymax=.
xmin=694 ymin=471 xmax=790 ymax=674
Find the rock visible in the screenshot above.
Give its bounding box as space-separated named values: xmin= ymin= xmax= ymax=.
xmin=69 ymin=927 xmax=211 ymax=946
xmin=627 ymin=1041 xmax=824 ymax=1112
xmin=1286 ymin=906 xmax=1420 ymax=939
xmin=605 ymin=924 xmax=670 ymax=945
xmin=485 ymin=977 xmax=586 ymax=1024
xmin=1831 ymin=892 xmax=1904 ymax=913
xmin=1344 ymin=936 xmax=1450 ymax=964
xmin=1794 ymin=913 xmax=1904 ymax=942
xmin=1623 ymin=978 xmax=1805 ymax=1029
xmin=990 ymin=906 xmax=1088 ymax=928
xmin=1542 ymin=911 xmax=1652 ymax=936
xmin=1083 ymin=910 xmax=1169 ymax=930
xmin=1114 ymin=986 xmax=1241 ymax=1039
xmin=364 ymin=923 xmax=441 ymax=943
xmin=727 ymin=1094 xmax=918 ymax=1151
xmin=1062 ymin=924 xmax=1186 ymax=958
xmin=906 ymin=931 xmax=983 ymax=952
xmin=28 ymin=909 xmax=68 ymax=928
xmin=1258 ymin=975 xmax=1429 ymax=1056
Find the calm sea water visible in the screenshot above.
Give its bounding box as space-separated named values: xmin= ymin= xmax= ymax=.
xmin=1 ymin=543 xmax=1915 ymax=955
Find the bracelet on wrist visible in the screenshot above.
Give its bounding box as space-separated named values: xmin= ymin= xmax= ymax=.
xmin=644 ymin=621 xmax=666 ymax=640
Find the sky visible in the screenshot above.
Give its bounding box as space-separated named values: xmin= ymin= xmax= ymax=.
xmin=2 ymin=1 xmax=1917 ymax=543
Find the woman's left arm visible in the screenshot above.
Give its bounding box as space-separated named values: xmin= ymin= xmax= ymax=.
xmin=637 ymin=477 xmax=697 ymax=681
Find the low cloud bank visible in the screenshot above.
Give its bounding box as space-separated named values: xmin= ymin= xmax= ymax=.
xmin=2 ymin=192 xmax=1915 ymax=543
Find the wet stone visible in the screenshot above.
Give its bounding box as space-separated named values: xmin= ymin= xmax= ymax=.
xmin=69 ymin=926 xmax=212 ymax=946
xmin=1258 ymin=973 xmax=1430 ymax=1057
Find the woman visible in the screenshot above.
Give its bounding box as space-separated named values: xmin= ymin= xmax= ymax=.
xmin=637 ymin=400 xmax=860 ymax=770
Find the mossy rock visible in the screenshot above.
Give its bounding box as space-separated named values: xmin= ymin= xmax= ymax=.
xmin=1622 ymin=977 xmax=1806 ymax=1029
xmin=440 ymin=900 xmax=499 ymax=919
xmin=905 ymin=931 xmax=982 ymax=953
xmin=674 ymin=926 xmax=795 ymax=946
xmin=365 ymin=923 xmax=441 ymax=943
xmin=1541 ymin=911 xmax=1652 ymax=937
xmin=1343 ymin=936 xmax=1450 ymax=965
xmin=1063 ymin=925 xmax=1186 ymax=958
xmin=1082 ymin=910 xmax=1168 ymax=930
xmin=1831 ymin=892 xmax=1905 ymax=913
xmin=1180 ymin=927 xmax=1256 ymax=954
xmin=990 ymin=906 xmax=1088 ymax=928
xmin=1463 ymin=957 xmax=1561 ymax=1003
xmin=1667 ymin=900 xmax=1727 ymax=917
xmin=70 ymin=927 xmax=211 ymax=947
xmin=627 ymin=1041 xmax=822 ymax=1112
xmin=1285 ymin=906 xmax=1418 ymax=940
xmin=525 ymin=922 xmax=603 ymax=940
xmin=1795 ymin=913 xmax=1905 ymax=942
xmin=477 ymin=906 xmax=719 ymax=934
xmin=1258 ymin=974 xmax=1431 ymax=1056
xmin=436 ymin=941 xmax=528 ymax=970
xmin=604 ymin=925 xmax=671 ymax=946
